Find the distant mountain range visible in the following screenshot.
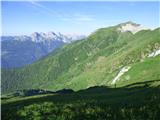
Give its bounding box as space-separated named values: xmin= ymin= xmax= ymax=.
xmin=2 ymin=21 xmax=160 ymax=94
xmin=1 ymin=32 xmax=86 ymax=68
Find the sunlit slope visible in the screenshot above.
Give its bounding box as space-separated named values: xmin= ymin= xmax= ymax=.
xmin=2 ymin=25 xmax=160 ymax=94
xmin=116 ymin=56 xmax=160 ymax=87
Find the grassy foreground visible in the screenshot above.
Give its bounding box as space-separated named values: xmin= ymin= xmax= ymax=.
xmin=2 ymin=80 xmax=160 ymax=120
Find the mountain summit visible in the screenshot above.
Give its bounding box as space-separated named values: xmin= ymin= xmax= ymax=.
xmin=117 ymin=21 xmax=148 ymax=34
xmin=25 ymin=32 xmax=86 ymax=43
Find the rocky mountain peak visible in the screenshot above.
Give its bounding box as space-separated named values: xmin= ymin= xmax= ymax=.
xmin=117 ymin=21 xmax=148 ymax=34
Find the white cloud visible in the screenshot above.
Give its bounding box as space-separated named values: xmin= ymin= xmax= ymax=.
xmin=61 ymin=14 xmax=94 ymax=22
xmin=74 ymin=14 xmax=94 ymax=21
xmin=28 ymin=0 xmax=65 ymax=18
xmin=29 ymin=1 xmax=94 ymax=22
xmin=76 ymin=17 xmax=94 ymax=21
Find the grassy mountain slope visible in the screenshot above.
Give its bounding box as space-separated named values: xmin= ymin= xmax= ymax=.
xmin=117 ymin=56 xmax=160 ymax=87
xmin=2 ymin=24 xmax=160 ymax=94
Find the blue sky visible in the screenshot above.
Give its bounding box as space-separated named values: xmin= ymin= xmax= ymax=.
xmin=2 ymin=1 xmax=160 ymax=35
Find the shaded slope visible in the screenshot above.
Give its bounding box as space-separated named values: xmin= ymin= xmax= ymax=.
xmin=2 ymin=81 xmax=160 ymax=120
